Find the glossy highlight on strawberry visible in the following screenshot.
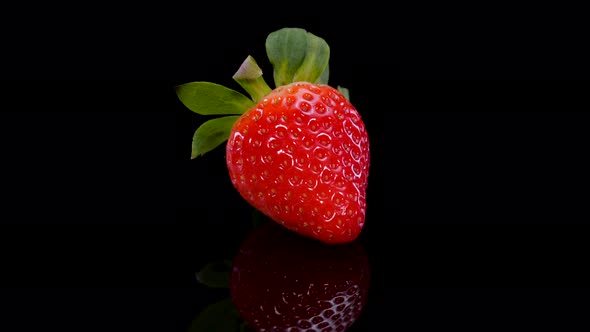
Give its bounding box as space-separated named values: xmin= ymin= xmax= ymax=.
xmin=226 ymin=82 xmax=369 ymax=244
xmin=230 ymin=220 xmax=370 ymax=331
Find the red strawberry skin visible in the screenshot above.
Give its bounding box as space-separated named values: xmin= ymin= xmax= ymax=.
xmin=230 ymin=221 xmax=370 ymax=331
xmin=226 ymin=82 xmax=370 ymax=244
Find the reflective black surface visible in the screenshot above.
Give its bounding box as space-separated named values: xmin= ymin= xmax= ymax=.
xmin=2 ymin=79 xmax=589 ymax=331
xmin=3 ymin=6 xmax=590 ymax=330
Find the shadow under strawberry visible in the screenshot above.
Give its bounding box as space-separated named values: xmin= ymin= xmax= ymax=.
xmin=189 ymin=215 xmax=370 ymax=331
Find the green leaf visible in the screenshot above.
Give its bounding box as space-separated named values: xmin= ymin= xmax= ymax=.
xmin=187 ymin=298 xmax=241 ymax=332
xmin=232 ymin=55 xmax=272 ymax=102
xmin=196 ymin=259 xmax=233 ymax=288
xmin=192 ymin=116 xmax=241 ymax=159
xmin=266 ymin=27 xmax=308 ymax=87
xmin=176 ymin=82 xmax=254 ymax=115
xmin=317 ymin=63 xmax=330 ymax=85
xmin=293 ymin=31 xmax=330 ymax=84
xmin=337 ymin=86 xmax=350 ymax=101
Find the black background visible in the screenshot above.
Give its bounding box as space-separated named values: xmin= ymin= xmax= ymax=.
xmin=1 ymin=4 xmax=589 ymax=331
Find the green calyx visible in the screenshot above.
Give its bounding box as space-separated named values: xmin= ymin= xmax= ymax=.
xmin=266 ymin=27 xmax=330 ymax=86
xmin=175 ymin=27 xmax=347 ymax=159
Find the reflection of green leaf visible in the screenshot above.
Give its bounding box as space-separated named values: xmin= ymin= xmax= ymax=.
xmin=187 ymin=298 xmax=241 ymax=332
xmin=240 ymin=322 xmax=255 ymax=332
xmin=196 ymin=259 xmax=232 ymax=288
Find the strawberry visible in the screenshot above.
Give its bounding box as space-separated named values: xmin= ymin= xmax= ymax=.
xmin=176 ymin=27 xmax=370 ymax=244
xmin=230 ymin=220 xmax=370 ymax=331
xmin=226 ymin=81 xmax=369 ymax=244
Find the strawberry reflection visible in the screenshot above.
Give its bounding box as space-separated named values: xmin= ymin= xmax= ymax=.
xmin=230 ymin=220 xmax=370 ymax=332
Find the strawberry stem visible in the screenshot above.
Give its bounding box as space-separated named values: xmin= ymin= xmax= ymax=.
xmin=232 ymin=55 xmax=272 ymax=102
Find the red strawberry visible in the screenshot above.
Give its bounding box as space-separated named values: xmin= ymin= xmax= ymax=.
xmin=226 ymin=81 xmax=369 ymax=244
xmin=175 ymin=27 xmax=370 ymax=244
xmin=230 ymin=220 xmax=370 ymax=331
